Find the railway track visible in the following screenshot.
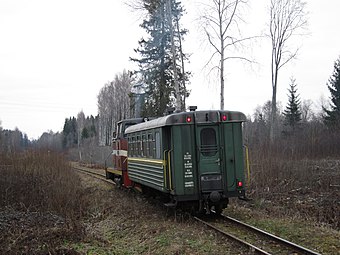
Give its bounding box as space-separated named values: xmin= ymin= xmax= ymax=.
xmin=195 ymin=213 xmax=321 ymax=255
xmin=71 ymin=163 xmax=321 ymax=255
xmin=71 ymin=163 xmax=113 ymax=184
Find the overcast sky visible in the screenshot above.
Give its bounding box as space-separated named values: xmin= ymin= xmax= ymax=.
xmin=0 ymin=0 xmax=339 ymax=139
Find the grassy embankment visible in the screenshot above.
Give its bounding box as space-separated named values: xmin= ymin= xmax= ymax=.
xmin=0 ymin=151 xmax=87 ymax=254
xmin=1 ymin=149 xmax=339 ymax=254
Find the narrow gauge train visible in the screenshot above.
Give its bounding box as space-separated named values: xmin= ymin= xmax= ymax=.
xmin=105 ymin=108 xmax=247 ymax=214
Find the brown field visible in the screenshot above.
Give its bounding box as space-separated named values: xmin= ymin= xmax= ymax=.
xmin=0 ymin=151 xmax=87 ymax=254
xmin=247 ymin=155 xmax=340 ymax=230
xmin=0 ymin=150 xmax=339 ymax=254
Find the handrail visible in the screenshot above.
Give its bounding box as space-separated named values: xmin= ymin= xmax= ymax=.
xmin=167 ymin=150 xmax=173 ymax=191
xmin=244 ymin=145 xmax=250 ymax=186
xmin=163 ymin=150 xmax=169 ymax=189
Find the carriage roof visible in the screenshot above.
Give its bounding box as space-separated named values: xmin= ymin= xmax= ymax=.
xmin=125 ymin=110 xmax=246 ymax=134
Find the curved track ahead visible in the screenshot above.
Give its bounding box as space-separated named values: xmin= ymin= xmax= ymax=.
xmin=195 ymin=213 xmax=321 ymax=255
xmin=71 ymin=163 xmax=113 ymax=184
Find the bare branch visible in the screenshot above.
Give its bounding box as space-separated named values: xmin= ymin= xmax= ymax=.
xmin=224 ymin=56 xmax=256 ymax=64
xmin=223 ymin=35 xmax=262 ymax=50
xmin=222 ymin=0 xmax=239 ymax=38
xmin=203 ymin=50 xmax=220 ymax=70
xmin=278 ymin=47 xmax=299 ymax=69
xmin=205 ymin=28 xmax=221 ymax=55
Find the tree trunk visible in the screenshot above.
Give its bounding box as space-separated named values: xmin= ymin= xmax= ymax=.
xmin=219 ymin=1 xmax=224 ymax=111
xmin=167 ymin=0 xmax=181 ymax=111
xmin=175 ymin=15 xmax=186 ymax=111
xmin=270 ymin=61 xmax=278 ymax=143
xmin=268 ymin=0 xmax=308 ymax=142
xmin=220 ymin=55 xmax=225 ymax=110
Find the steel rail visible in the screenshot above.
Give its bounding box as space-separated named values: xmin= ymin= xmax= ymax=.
xmin=73 ymin=162 xmax=321 ymax=255
xmin=70 ymin=162 xmax=106 ymax=176
xmin=194 ymin=216 xmax=271 ymax=255
xmin=72 ymin=165 xmax=113 ymax=184
xmin=221 ymin=215 xmax=321 ymax=255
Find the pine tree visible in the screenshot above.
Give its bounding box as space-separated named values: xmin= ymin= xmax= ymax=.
xmin=324 ymin=56 xmax=340 ymax=128
xmin=131 ymin=0 xmax=190 ymax=117
xmin=283 ymin=77 xmax=301 ymax=131
xmin=81 ymin=127 xmax=89 ymax=140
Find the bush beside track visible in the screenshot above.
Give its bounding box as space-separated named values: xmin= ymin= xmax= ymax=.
xmin=0 ymin=151 xmax=87 ymax=254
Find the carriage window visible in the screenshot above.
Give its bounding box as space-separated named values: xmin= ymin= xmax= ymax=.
xmin=142 ymin=134 xmax=146 ymax=157
xmin=136 ymin=136 xmax=141 ymax=155
xmin=147 ymin=134 xmax=152 ymax=158
xmin=128 ymin=137 xmax=131 ymax=156
xmin=115 ymin=123 xmax=122 ymax=139
xmin=155 ymin=132 xmax=161 ymax=159
xmin=131 ymin=136 xmax=135 ymax=156
xmin=200 ymin=128 xmax=217 ymax=156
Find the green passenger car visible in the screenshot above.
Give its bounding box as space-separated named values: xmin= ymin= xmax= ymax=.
xmin=125 ymin=110 xmax=246 ymax=213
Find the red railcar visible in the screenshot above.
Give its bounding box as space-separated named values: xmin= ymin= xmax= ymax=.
xmin=105 ymin=118 xmax=144 ymax=186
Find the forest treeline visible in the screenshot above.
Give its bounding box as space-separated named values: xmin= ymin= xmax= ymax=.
xmin=1 ymin=55 xmax=340 ymax=159
xmin=1 ymin=0 xmax=339 ymax=161
xmin=1 ymin=54 xmax=339 ymax=160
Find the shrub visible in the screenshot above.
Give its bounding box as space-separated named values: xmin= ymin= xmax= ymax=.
xmin=1 ymin=151 xmax=86 ymax=219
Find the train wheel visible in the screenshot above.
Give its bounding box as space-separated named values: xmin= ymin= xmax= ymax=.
xmin=190 ymin=202 xmax=204 ymax=216
xmin=105 ymin=170 xmax=114 ymax=180
xmin=213 ymin=204 xmax=223 ymax=215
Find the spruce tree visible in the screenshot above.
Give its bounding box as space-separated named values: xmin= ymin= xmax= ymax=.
xmin=62 ymin=117 xmax=78 ymax=148
xmin=283 ymin=77 xmax=301 ymax=131
xmin=324 ymin=56 xmax=340 ymax=128
xmin=81 ymin=127 xmax=89 ymax=140
xmin=131 ymin=0 xmax=189 ymax=117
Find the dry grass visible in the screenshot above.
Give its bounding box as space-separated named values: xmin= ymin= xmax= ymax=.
xmin=0 ymin=152 xmax=244 ymax=254
xmin=246 ymin=146 xmax=340 ymax=229
xmin=67 ymin=174 xmax=245 ymax=255
xmin=1 ymin=150 xmax=337 ymax=254
xmin=243 ymin=124 xmax=340 ymax=230
xmin=0 ymin=151 xmax=87 ymax=254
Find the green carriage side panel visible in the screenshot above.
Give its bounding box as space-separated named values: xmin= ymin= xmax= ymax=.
xmin=128 ymin=157 xmax=166 ymax=192
xmin=232 ymin=123 xmax=245 ymax=186
xmin=171 ymin=125 xmax=197 ymax=196
xmin=223 ymin=122 xmax=244 ymax=191
xmin=223 ymin=123 xmax=236 ymax=190
xmin=184 ymin=125 xmax=197 ymax=196
xmin=127 ymin=127 xmax=168 ymax=193
xmin=171 ymin=126 xmax=183 ymax=195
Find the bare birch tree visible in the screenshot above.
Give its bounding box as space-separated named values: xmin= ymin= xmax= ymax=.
xmin=301 ymin=99 xmax=314 ymax=122
xmin=200 ymin=0 xmax=253 ymax=110
xmin=269 ymin=0 xmax=307 ymax=141
xmin=98 ymin=82 xmax=114 ymax=146
xmin=77 ymin=110 xmax=85 ymax=160
xmin=97 ymin=70 xmax=133 ymax=146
